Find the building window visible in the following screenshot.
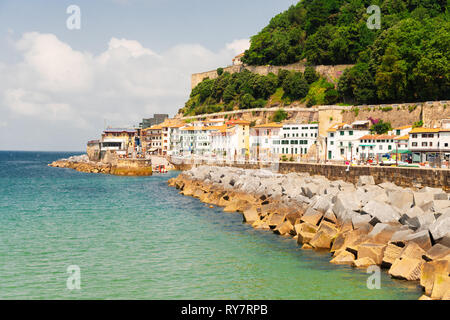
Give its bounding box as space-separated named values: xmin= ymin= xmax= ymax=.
xmin=412 ymin=142 xmax=418 ymax=147
xmin=330 ymin=133 xmax=334 ymax=138
xmin=412 ymin=134 xmax=417 ymax=138
xmin=422 ymin=142 xmax=428 ymax=147
xmin=340 ymin=131 xmax=344 ymax=136
xmin=349 ymin=131 xmax=353 ymax=136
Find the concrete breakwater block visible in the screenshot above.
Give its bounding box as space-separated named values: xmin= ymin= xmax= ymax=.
xmin=170 ymin=165 xmax=450 ymax=300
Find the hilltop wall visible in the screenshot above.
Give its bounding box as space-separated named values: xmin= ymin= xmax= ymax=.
xmin=191 ymin=63 xmax=353 ymax=89
xmin=340 ymin=101 xmax=449 ymax=129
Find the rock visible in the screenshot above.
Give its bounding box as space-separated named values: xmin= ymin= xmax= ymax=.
xmin=353 ymin=257 xmax=377 ymax=268
xmin=418 ymin=295 xmax=433 ymax=300
xmin=388 ymin=189 xmax=414 ymax=211
xmin=297 ymin=231 xmax=316 ymax=245
xmin=352 ymin=214 xmax=372 ymax=230
xmin=420 ymin=260 xmax=449 ymax=296
xmin=302 ymin=243 xmax=313 ymax=250
xmin=432 ymin=200 xmax=450 ymax=213
xmin=390 ymin=229 xmax=414 ymax=242
xmin=361 ymin=200 xmax=401 ymax=223
xmin=243 ymin=207 xmax=259 ymax=224
xmin=419 ymin=187 xmax=443 ymax=194
xmin=438 ymin=233 xmax=450 ymax=247
xmin=323 ymin=210 xmax=338 ymax=224
xmin=404 ymin=230 xmax=432 ymax=250
xmin=357 ymin=175 xmax=375 ymax=186
xmin=312 ymin=196 xmax=332 ymax=213
xmin=330 ymin=232 xmax=348 ymax=253
xmin=330 ymin=250 xmax=355 ymax=265
xmin=399 ymin=242 xmax=427 ymax=260
xmin=285 ymin=212 xmax=302 ymax=226
xmin=368 ymin=223 xmax=398 ymax=243
xmin=274 ymin=220 xmax=294 ymax=236
xmin=429 ymin=213 xmax=450 ymax=241
xmin=378 ymin=181 xmax=399 ymax=191
xmin=424 ymin=244 xmax=450 ymax=261
xmin=309 ymin=221 xmax=338 ymax=249
xmin=302 ymin=183 xmax=320 ymax=198
xmin=301 ymin=207 xmax=323 ymax=226
xmin=357 ymin=243 xmax=386 ymax=265
xmin=382 ymin=243 xmax=404 ymax=268
xmin=434 ymin=193 xmax=449 ymax=201
xmin=405 ymin=206 xmax=425 ymax=219
xmin=413 ymin=192 xmax=434 ymax=207
xmin=267 ymin=213 xmax=285 ymax=228
xmin=389 ymin=256 xmax=424 ymax=281
xmin=431 ymin=273 xmax=450 ymax=300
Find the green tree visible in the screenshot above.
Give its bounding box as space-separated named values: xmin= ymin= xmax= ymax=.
xmin=370 ymin=120 xmax=393 ymax=134
xmin=272 ymin=108 xmax=288 ymax=122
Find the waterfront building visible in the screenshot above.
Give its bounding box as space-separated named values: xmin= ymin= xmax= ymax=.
xmin=249 ymin=123 xmax=282 ymax=161
xmin=209 ymin=120 xmax=250 ymax=160
xmin=274 ymin=123 xmax=319 ymax=160
xmin=326 ymin=121 xmax=371 ymax=161
xmin=358 ymin=134 xmax=403 ymax=162
xmin=180 ymin=126 xmax=211 ymax=156
xmin=142 ymin=124 xmax=162 ymax=155
xmin=101 ymin=128 xmax=138 ymax=156
xmin=409 ymin=125 xmax=450 ymax=165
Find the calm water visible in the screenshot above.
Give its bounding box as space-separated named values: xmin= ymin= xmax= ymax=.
xmin=0 ymin=151 xmax=422 ymax=299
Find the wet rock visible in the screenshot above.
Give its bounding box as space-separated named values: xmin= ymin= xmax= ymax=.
xmin=357 ymin=243 xmax=386 ymax=265
xmin=330 ymin=250 xmax=356 ymax=265
xmin=353 ymin=257 xmax=377 ymax=268
xmin=309 ymin=221 xmax=338 ymax=249
xmin=382 ymin=243 xmax=404 ymax=268
xmin=274 ymin=220 xmax=294 ymax=236
xmin=389 ymin=257 xmax=424 ymax=281
xmin=243 ymin=206 xmax=259 ymax=224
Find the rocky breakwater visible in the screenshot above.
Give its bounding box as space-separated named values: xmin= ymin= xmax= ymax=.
xmin=169 ymin=165 xmax=450 ymax=300
xmin=49 ymin=155 xmax=152 ymax=176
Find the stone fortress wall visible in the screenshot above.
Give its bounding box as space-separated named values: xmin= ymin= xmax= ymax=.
xmin=191 ymin=62 xmax=353 ymax=89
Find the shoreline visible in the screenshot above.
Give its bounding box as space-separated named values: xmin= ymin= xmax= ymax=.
xmin=168 ymin=165 xmax=450 ymax=300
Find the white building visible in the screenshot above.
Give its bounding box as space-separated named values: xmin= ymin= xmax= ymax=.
xmin=326 ymin=121 xmax=371 ymax=161
xmin=210 ymin=120 xmax=250 ymax=160
xmin=180 ymin=126 xmax=211 ymax=156
xmin=249 ymin=123 xmax=282 ymax=161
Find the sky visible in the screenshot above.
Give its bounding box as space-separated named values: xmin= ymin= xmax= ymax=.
xmin=0 ymin=0 xmax=298 ymax=151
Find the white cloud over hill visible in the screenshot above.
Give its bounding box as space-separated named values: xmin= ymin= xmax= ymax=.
xmin=0 ymin=32 xmax=249 ymax=150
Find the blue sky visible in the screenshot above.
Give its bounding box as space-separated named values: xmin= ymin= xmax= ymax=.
xmin=0 ymin=0 xmax=297 ymax=151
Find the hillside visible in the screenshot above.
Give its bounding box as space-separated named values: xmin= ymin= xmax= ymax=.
xmin=181 ymin=0 xmax=449 ymax=116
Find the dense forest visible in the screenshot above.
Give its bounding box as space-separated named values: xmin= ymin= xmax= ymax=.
xmin=182 ymin=0 xmax=449 ymax=116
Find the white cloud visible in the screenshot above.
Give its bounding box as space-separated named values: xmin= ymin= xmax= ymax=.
xmin=0 ymin=32 xmax=249 ymax=150
xmin=226 ymin=39 xmax=250 ymax=55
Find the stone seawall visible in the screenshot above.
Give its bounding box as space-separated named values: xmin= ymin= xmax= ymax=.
xmin=49 ymin=155 xmax=152 ymax=176
xmin=171 ymin=160 xmax=449 ymax=191
xmin=169 ymin=165 xmax=450 ymax=300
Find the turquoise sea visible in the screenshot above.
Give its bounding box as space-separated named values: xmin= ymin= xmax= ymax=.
xmin=0 ymin=151 xmax=422 ymax=299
